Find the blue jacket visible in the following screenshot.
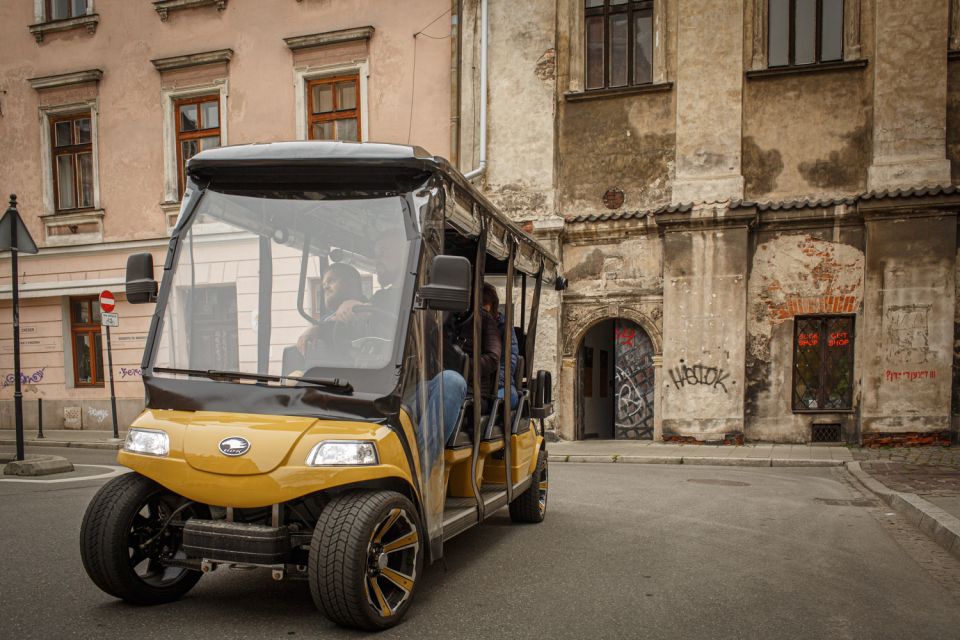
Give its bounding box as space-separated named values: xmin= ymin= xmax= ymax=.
xmin=496 ymin=313 xmax=520 ymax=409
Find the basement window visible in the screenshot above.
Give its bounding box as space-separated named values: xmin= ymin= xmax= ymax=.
xmin=792 ymin=315 xmax=854 ymax=412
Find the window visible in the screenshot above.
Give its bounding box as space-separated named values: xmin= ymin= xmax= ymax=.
xmin=307 ymin=75 xmax=360 ymax=141
xmin=70 ymin=297 xmax=104 ymax=387
xmin=45 ymin=0 xmax=88 ymax=21
xmin=584 ymin=0 xmax=653 ymax=90
xmin=768 ymin=0 xmax=843 ymax=67
xmin=792 ymin=315 xmax=854 ymax=411
xmin=174 ymin=95 xmax=221 ymax=198
xmin=50 ymin=111 xmax=94 ymax=212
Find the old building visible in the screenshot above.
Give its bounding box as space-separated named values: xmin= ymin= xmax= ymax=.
xmin=0 ymin=0 xmax=452 ymax=429
xmin=2 ymin=0 xmax=957 ymax=446
xmin=456 ymin=0 xmax=960 ymax=445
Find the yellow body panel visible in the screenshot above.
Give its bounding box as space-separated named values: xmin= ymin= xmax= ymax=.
xmin=483 ymin=429 xmax=542 ymax=485
xmin=117 ymin=409 xmax=416 ymax=508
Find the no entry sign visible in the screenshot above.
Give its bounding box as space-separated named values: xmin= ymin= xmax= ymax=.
xmin=99 ymin=290 xmax=115 ymax=313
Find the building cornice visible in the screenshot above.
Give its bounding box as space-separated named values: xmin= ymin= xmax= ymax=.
xmin=151 ymin=49 xmax=234 ymax=72
xmin=28 ymin=69 xmax=103 ymax=90
xmin=284 ymin=26 xmax=375 ymax=51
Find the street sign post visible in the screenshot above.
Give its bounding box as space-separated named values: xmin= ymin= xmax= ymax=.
xmin=100 ymin=290 xmax=120 ymax=439
xmin=0 ymin=195 xmax=39 ymax=461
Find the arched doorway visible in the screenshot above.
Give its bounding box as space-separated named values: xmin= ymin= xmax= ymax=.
xmin=576 ymin=318 xmax=655 ymax=439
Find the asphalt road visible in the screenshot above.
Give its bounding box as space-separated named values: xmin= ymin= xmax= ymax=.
xmin=1 ymin=446 xmax=959 ymax=639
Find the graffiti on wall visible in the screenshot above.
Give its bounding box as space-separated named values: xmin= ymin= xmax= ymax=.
xmin=668 ymin=361 xmax=731 ymax=393
xmin=119 ymin=367 xmax=142 ymax=379
xmin=884 ymin=304 xmax=933 ymax=365
xmin=2 ymin=367 xmax=46 ymax=389
xmin=614 ymin=320 xmax=655 ymax=440
xmin=87 ymin=407 xmax=110 ymax=424
xmin=884 ymin=369 xmax=937 ymax=382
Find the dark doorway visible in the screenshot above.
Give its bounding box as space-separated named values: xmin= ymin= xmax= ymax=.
xmin=577 ymin=318 xmax=655 ymax=440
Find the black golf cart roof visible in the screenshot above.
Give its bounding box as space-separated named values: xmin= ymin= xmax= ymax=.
xmin=187 ymin=141 xmax=560 ymax=283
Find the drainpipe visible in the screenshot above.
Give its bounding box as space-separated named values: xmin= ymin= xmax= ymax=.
xmin=450 ymin=0 xmax=462 ymax=167
xmin=463 ymin=0 xmax=487 ymax=181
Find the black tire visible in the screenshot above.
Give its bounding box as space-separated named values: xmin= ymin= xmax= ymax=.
xmin=309 ymin=490 xmax=423 ymax=631
xmin=510 ymin=449 xmax=548 ymax=523
xmin=80 ymin=472 xmax=208 ymax=605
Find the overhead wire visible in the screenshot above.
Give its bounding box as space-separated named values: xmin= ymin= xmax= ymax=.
xmin=407 ymin=7 xmax=452 ymax=144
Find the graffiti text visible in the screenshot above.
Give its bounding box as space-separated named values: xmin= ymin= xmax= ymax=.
xmin=669 ymin=362 xmax=730 ymax=394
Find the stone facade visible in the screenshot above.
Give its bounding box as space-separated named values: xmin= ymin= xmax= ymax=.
xmin=460 ymin=0 xmax=960 ymax=444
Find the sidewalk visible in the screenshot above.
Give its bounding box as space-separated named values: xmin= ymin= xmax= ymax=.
xmin=546 ymin=439 xmax=852 ymax=467
xmin=0 ymin=429 xmax=124 ymax=450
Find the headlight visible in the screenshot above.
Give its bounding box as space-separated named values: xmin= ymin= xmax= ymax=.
xmin=124 ymin=429 xmax=170 ymax=457
xmin=306 ymin=441 xmax=378 ymax=466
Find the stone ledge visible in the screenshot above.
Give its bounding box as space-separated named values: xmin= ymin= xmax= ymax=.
xmin=28 ymin=69 xmax=103 ymax=90
xmin=284 ymin=26 xmax=375 ymax=51
xmin=151 ymin=49 xmax=234 ymax=72
xmin=154 ymin=0 xmax=227 ymax=21
xmin=2 ymin=455 xmax=74 ymax=476
xmin=29 ymin=14 xmax=100 ymax=43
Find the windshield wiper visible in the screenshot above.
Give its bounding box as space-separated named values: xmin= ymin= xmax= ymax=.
xmin=151 ymin=367 xmax=353 ymax=393
xmin=207 ymin=370 xmax=353 ymax=393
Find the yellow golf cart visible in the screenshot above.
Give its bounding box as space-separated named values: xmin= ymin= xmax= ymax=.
xmin=79 ymin=142 xmax=563 ymax=630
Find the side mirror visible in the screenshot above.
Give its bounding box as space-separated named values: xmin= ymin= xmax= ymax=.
xmin=531 ymin=369 xmax=553 ymax=418
xmin=418 ymin=255 xmax=471 ymax=312
xmin=126 ymin=253 xmax=158 ymax=304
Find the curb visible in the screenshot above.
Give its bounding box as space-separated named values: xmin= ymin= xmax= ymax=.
xmin=845 ymin=461 xmax=960 ymax=560
xmin=0 ymin=438 xmax=123 ymax=451
xmin=2 ymin=455 xmax=74 ymax=476
xmin=547 ymin=454 xmax=845 ymax=468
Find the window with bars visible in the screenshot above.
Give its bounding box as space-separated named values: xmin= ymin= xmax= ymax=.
xmin=307 ymin=75 xmax=360 ymax=142
xmin=45 ymin=0 xmax=89 ymax=21
xmin=174 ymin=95 xmax=221 ymax=199
xmin=584 ymin=0 xmax=654 ymax=90
xmin=70 ymin=297 xmax=104 ymax=387
xmin=768 ymin=0 xmax=843 ymax=67
xmin=51 ymin=112 xmax=94 ymax=212
xmin=792 ymin=315 xmax=854 ymax=411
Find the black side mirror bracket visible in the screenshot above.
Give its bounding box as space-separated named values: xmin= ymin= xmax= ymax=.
xmin=126 ymin=253 xmax=158 ymax=304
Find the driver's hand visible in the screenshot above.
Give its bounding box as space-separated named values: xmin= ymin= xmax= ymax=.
xmin=297 ymin=325 xmax=322 ymax=354
xmin=327 ymin=299 xmax=366 ymax=323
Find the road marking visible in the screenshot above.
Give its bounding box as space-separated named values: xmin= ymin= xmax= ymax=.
xmin=0 ymin=464 xmax=129 ymax=484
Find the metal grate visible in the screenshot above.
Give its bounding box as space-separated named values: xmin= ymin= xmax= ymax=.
xmin=811 ymin=423 xmax=841 ymax=443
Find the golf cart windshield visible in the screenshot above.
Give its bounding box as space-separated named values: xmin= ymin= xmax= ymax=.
xmin=149 ymin=187 xmax=414 ymax=392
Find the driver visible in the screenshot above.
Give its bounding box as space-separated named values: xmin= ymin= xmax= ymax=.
xmin=297 ymin=262 xmax=367 ymax=354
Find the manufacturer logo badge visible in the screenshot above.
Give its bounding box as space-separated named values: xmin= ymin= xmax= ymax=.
xmin=219 ymin=437 xmax=251 ymax=457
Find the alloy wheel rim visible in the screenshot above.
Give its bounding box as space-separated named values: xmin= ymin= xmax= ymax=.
xmin=126 ymin=492 xmax=196 ymax=587
xmin=538 ymin=459 xmax=549 ymax=515
xmin=364 ymin=507 xmax=419 ymax=618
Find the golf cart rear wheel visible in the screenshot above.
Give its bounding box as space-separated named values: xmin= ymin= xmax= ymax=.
xmin=309 ymin=490 xmax=422 ymax=630
xmin=510 ymin=449 xmax=548 ymax=523
xmin=80 ymin=472 xmax=208 ymax=604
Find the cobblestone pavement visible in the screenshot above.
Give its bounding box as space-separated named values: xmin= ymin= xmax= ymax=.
xmin=851 ymin=446 xmax=960 ymax=523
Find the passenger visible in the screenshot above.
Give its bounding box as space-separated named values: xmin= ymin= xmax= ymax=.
xmin=495 ymin=306 xmax=520 ymax=411
xmin=297 ymin=262 xmax=367 ymax=354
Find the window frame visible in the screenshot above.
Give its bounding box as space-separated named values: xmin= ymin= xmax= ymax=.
xmin=791 ymin=314 xmax=856 ymax=413
xmin=43 ymin=0 xmax=89 ymax=22
xmin=306 ymin=74 xmax=362 ymax=142
xmin=584 ymin=0 xmax=655 ymax=91
xmin=49 ymin=110 xmax=95 ymax=213
xmin=174 ymin=94 xmax=222 ymax=199
xmin=294 ymin=62 xmax=369 ymax=142
xmin=768 ymin=0 xmax=844 ymax=68
xmin=70 ymin=296 xmax=105 ymax=388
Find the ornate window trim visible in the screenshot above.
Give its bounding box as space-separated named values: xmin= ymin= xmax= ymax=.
xmin=567 ymin=0 xmax=667 ymax=94
xmin=293 ymin=62 xmax=370 ymax=143
xmin=153 ymin=0 xmax=228 ymax=22
xmin=29 ymin=0 xmax=99 ymax=44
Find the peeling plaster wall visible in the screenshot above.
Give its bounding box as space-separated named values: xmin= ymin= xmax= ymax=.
xmin=953 ymin=245 xmax=960 ymax=433
xmin=860 ymin=215 xmax=957 ymax=436
xmin=661 ymin=224 xmax=747 ymax=439
xmin=745 ymin=230 xmax=866 ymax=442
xmin=461 ymin=0 xmax=556 ymax=220
xmin=564 ymin=233 xmax=663 ymax=298
xmin=948 ymin=60 xmax=960 ymax=184
xmin=743 ymin=71 xmax=870 ymax=201
xmin=558 ymin=92 xmax=675 ymax=216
